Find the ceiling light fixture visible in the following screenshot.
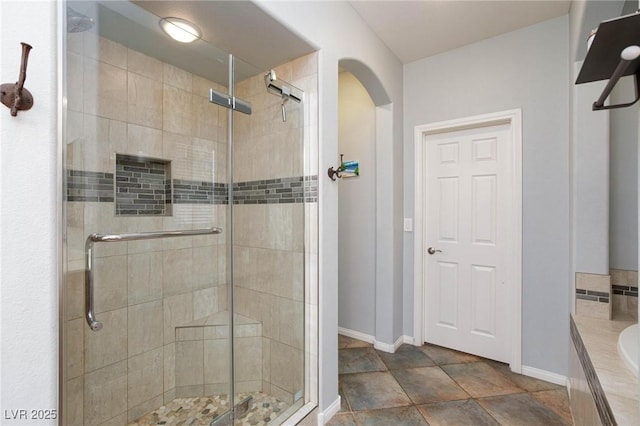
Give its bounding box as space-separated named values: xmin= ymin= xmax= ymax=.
xmin=159 ymin=17 xmax=201 ymax=43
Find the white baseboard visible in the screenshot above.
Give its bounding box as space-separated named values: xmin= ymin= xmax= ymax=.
xmin=317 ymin=396 xmax=340 ymax=425
xmin=338 ymin=327 xmax=375 ymax=344
xmin=521 ymin=365 xmax=567 ymax=386
xmin=339 ymin=328 xmax=414 ymax=354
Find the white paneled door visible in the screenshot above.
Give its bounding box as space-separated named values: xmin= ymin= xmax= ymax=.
xmin=423 ymin=123 xmax=512 ymax=363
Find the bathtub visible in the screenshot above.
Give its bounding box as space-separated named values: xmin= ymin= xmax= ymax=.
xmin=617 ymin=323 xmax=639 ymax=376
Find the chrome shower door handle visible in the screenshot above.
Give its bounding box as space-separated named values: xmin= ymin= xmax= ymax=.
xmin=427 ymin=247 xmax=442 ymax=255
xmin=84 ymin=227 xmax=222 ymax=331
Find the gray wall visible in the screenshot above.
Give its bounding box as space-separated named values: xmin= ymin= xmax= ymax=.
xmin=338 ymin=71 xmax=376 ymax=336
xmin=403 ymin=16 xmax=571 ymax=375
xmin=573 ymin=61 xmax=610 ymax=275
xmin=610 ymin=77 xmax=639 ymax=271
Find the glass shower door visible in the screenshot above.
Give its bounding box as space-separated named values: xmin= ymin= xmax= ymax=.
xmin=62 ymin=1 xmax=232 ymax=424
xmin=232 ymin=58 xmax=307 ymax=425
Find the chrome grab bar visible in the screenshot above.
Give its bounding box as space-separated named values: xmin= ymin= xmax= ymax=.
xmin=85 ymin=227 xmax=222 ymax=331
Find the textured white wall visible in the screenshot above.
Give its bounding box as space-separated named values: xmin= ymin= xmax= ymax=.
xmin=338 ymin=71 xmax=376 ymax=336
xmin=403 ymin=16 xmax=571 ymax=375
xmin=0 ymin=1 xmax=58 ymax=422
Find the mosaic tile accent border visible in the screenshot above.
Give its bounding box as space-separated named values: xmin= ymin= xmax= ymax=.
xmin=576 ymin=289 xmax=610 ymax=303
xmin=66 ymin=170 xmax=114 ymax=202
xmin=115 ymin=155 xmax=171 ymax=215
xmin=66 ymin=169 xmax=319 ymax=206
xmin=570 ymin=315 xmax=615 ymax=426
xmin=612 ymin=285 xmax=638 ymax=297
xmin=233 ymin=176 xmax=318 ymax=204
xmin=174 ymin=179 xmax=228 ymax=205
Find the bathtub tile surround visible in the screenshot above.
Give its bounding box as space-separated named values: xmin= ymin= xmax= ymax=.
xmin=575 ymin=272 xmax=612 ymax=319
xmin=569 ymin=314 xmax=639 ymax=426
xmin=63 ymin=28 xmax=316 ymax=425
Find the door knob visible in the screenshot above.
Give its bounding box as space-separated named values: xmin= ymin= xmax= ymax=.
xmin=427 ymin=247 xmax=442 ymax=255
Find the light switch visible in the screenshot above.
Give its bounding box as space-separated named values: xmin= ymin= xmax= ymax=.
xmin=404 ymin=218 xmax=413 ymax=232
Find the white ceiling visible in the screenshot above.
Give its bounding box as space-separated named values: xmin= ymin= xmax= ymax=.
xmin=349 ymin=0 xmax=572 ymax=64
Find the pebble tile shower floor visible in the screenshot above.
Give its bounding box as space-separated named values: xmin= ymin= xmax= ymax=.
xmin=128 ymin=392 xmax=289 ymax=426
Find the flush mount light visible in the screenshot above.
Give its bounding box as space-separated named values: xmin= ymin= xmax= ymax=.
xmin=159 ymin=17 xmax=201 ymax=43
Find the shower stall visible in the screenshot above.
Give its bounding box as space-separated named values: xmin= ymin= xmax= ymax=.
xmin=61 ymin=1 xmax=318 ymax=425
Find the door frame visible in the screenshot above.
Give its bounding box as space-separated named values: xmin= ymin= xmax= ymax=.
xmin=413 ymin=109 xmax=522 ymax=372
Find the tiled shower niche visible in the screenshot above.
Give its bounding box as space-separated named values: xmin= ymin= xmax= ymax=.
xmin=115 ymin=154 xmax=171 ymax=216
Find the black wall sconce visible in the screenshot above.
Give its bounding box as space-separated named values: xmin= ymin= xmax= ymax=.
xmin=328 ymin=154 xmax=346 ymax=181
xmin=1 ymin=42 xmax=34 ymax=117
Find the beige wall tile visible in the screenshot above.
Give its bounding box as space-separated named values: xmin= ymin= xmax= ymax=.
xmin=176 ymin=326 xmax=204 ymax=341
xmin=262 ymin=337 xmax=271 ymax=385
xmin=64 ymin=267 xmax=85 ymax=321
xmin=65 ymin=318 xmax=84 ymax=380
xmin=192 ymin=245 xmax=218 ymax=289
xmin=128 ymin=49 xmax=163 ymax=81
xmin=84 ymin=308 xmax=127 ymax=372
xmin=127 ymin=347 xmax=163 ymax=408
xmin=576 ymin=272 xmax=611 ymax=294
xmin=93 ymin=255 xmax=127 ymax=313
xmin=128 ymin=252 xmax=163 ymax=305
xmin=176 ymin=340 xmax=204 ymax=386
xmin=128 ymin=73 xmax=163 ymax=130
xmin=67 ymin=52 xmax=84 ymax=113
xmin=192 ymin=75 xmax=222 ymax=98
xmin=163 ymin=85 xmax=193 ymax=136
xmin=84 ymin=58 xmax=127 ymax=122
xmin=164 ymin=63 xmax=192 ymax=91
xmin=84 ymin=360 xmax=127 ymax=426
xmin=576 ymin=298 xmax=611 ymax=320
xmin=193 ymin=287 xmax=219 ymax=320
xmin=128 ymin=300 xmax=163 ymax=356
xmin=191 ymin=137 xmax=219 ymax=182
xmin=163 ymin=293 xmax=194 ymax=344
xmin=163 ymin=248 xmax=194 ymax=297
xmin=83 ymin=34 xmax=127 ymax=69
xmin=610 ymin=269 xmax=628 ymax=286
xmin=204 ymin=338 xmax=229 ymax=385
xmin=164 ymin=387 xmax=176 ymax=405
xmin=125 ymin=123 xmax=164 ymax=159
xmin=81 ymin=115 xmax=126 ymax=174
xmin=270 ymin=341 xmax=303 ymax=394
xmin=162 ymin=131 xmax=193 ymax=181
xmin=64 ymin=376 xmax=84 ymax=426
xmin=97 ymin=413 xmax=127 ymax=426
xmin=629 ymin=270 xmax=638 ymax=286
xmin=175 ymin=385 xmax=204 ymax=398
xmin=235 ymin=380 xmax=262 ymax=393
xmin=193 ymin=96 xmax=219 ymax=141
xmin=270 ymin=384 xmax=294 ymax=405
xmin=164 ymin=342 xmax=176 ymax=391
xmin=235 ymin=337 xmax=262 ymax=382
xmin=128 ymin=394 xmax=163 ymax=423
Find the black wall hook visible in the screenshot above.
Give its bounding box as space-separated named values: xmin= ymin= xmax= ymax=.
xmin=1 ymin=42 xmax=34 ymax=117
xmin=328 ymin=154 xmax=345 ymax=181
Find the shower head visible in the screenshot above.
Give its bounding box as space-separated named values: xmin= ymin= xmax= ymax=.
xmin=67 ymin=7 xmax=95 ymax=33
xmin=264 ymin=69 xmax=303 ymax=103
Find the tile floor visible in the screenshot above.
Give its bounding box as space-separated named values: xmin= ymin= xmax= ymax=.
xmin=329 ymin=335 xmax=573 ymax=426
